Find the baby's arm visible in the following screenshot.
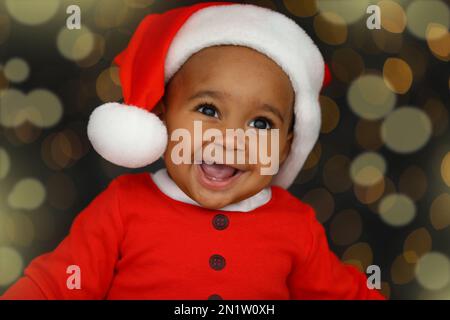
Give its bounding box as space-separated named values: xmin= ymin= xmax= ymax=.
xmin=0 ymin=178 xmax=124 ymax=300
xmin=287 ymin=206 xmax=385 ymax=300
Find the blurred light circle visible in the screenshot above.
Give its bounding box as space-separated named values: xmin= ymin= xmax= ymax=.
xmin=391 ymin=254 xmax=416 ymax=285
xmin=398 ymin=165 xmax=427 ymax=201
xmin=51 ymin=132 xmax=74 ymax=168
xmin=0 ymin=88 xmax=28 ymax=128
xmin=13 ymin=122 xmax=42 ymax=144
xmin=403 ymin=228 xmax=432 ymax=264
xmin=442 ymin=152 xmax=450 ymax=187
xmin=330 ymin=209 xmax=362 ymax=246
xmin=94 ymin=0 xmax=129 ymax=29
xmin=283 ymin=0 xmax=317 ymax=17
xmin=342 ymin=242 xmax=373 ymax=271
xmin=77 ymin=34 xmax=106 ymax=68
xmin=348 ymin=74 xmax=396 ymax=120
xmin=0 ymin=214 xmax=13 ymax=245
xmin=378 ymin=193 xmax=416 ymax=227
xmin=379 ymin=0 xmax=407 ymax=33
xmin=319 ymin=96 xmax=340 ymax=133
xmin=0 ymin=14 xmax=11 ymax=45
xmin=331 ymin=48 xmax=365 ymax=83
xmin=28 ymin=89 xmax=63 ymax=128
xmin=96 ymin=67 xmax=123 ymax=102
xmin=294 ymin=166 xmax=318 ymax=185
xmin=424 ymin=98 xmax=448 ymax=137
xmin=406 ymin=0 xmax=449 ymax=40
xmin=354 ymin=177 xmax=385 ymax=204
xmin=7 ymin=178 xmax=46 ymax=210
xmin=302 ymin=188 xmax=335 ymax=223
xmin=4 ymin=58 xmax=29 ymax=83
xmin=124 ymin=0 xmax=155 ymax=8
xmin=383 ymin=58 xmax=413 ymax=94
xmin=316 ymin=0 xmax=369 ymax=24
xmin=8 ymin=212 xmax=34 ymax=247
xmin=47 ymin=173 xmax=77 ymax=210
xmin=373 ymin=29 xmax=403 ymax=54
xmin=57 ymin=26 xmax=95 ymax=61
xmin=350 ymin=152 xmax=386 ymax=187
xmin=5 ymin=0 xmax=59 ymax=26
xmin=426 ymin=23 xmax=450 ymax=61
xmin=314 ymin=12 xmax=347 ymax=45
xmin=355 ymin=119 xmax=383 ymax=151
xmin=381 ymin=107 xmax=432 ymax=153
xmin=0 ymin=246 xmax=23 ymax=286
xmin=430 ymin=193 xmax=450 ymax=230
xmin=0 ymin=148 xmax=11 ymax=179
xmin=415 ymin=252 xmax=450 ymax=290
xmin=303 ymin=142 xmax=321 ymax=170
xmin=368 ymin=176 xmax=397 ymax=214
xmin=323 ymin=155 xmax=353 ymax=193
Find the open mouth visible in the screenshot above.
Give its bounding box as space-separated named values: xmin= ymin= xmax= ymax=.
xmin=196 ymin=161 xmax=245 ymax=190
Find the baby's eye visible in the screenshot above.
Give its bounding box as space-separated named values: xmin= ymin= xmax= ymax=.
xmin=249 ymin=117 xmax=273 ymax=130
xmin=197 ymin=103 xmax=219 ymax=118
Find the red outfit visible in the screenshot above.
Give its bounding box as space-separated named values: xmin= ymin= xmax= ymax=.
xmin=1 ymin=173 xmax=384 ymax=300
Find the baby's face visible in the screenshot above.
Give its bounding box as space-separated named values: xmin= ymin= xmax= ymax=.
xmin=160 ymin=45 xmax=294 ymax=209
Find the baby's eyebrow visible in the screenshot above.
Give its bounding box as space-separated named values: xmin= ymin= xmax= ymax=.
xmin=259 ymin=103 xmax=284 ymax=122
xmin=188 ymin=90 xmax=227 ymax=102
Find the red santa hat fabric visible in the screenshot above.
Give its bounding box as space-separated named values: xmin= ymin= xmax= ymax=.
xmin=87 ymin=1 xmax=331 ymax=189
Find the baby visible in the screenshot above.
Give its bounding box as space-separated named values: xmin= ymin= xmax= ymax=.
xmin=1 ymin=2 xmax=385 ymax=300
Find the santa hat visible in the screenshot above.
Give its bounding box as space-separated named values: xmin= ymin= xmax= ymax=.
xmin=87 ymin=1 xmax=331 ymax=189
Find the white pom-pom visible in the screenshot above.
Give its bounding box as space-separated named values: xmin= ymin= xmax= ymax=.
xmin=87 ymin=103 xmax=168 ymax=168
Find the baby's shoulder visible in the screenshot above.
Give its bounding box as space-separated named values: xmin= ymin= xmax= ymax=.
xmin=270 ymin=186 xmax=317 ymax=222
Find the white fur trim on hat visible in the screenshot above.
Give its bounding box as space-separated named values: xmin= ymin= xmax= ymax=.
xmin=164 ymin=4 xmax=325 ymax=189
xmin=87 ymin=103 xmax=168 ymax=168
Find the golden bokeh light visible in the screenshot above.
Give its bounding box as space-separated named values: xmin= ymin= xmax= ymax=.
xmin=124 ymin=0 xmax=155 ymax=9
xmin=398 ymin=165 xmax=427 ymax=201
xmin=0 ymin=246 xmax=23 ymax=286
xmin=373 ymin=29 xmax=403 ymax=54
xmin=383 ymin=58 xmax=413 ymax=94
xmin=7 ymin=211 xmax=35 ymax=247
xmin=406 ymin=0 xmax=449 ymax=40
xmin=378 ymin=193 xmax=416 ymax=227
xmin=76 ymin=34 xmax=106 ymax=68
xmin=319 ymin=95 xmax=340 ymax=133
xmin=342 ymin=242 xmax=373 ymax=271
xmin=0 ymin=88 xmax=29 ymax=128
xmin=94 ymin=0 xmax=129 ymax=29
xmin=415 ymin=252 xmax=450 ymax=290
xmin=7 ymin=178 xmax=46 ymax=210
xmin=316 ymin=0 xmax=368 ymax=24
xmin=0 ymin=148 xmax=11 ymax=179
xmin=331 ymin=48 xmax=365 ymax=83
xmin=430 ymin=193 xmax=450 ymax=230
xmin=426 ymin=23 xmax=450 ymax=61
xmin=57 ymin=25 xmax=95 ymax=61
xmin=302 ymin=188 xmax=335 ymax=223
xmin=403 ymin=228 xmax=432 ymax=264
xmin=350 ymin=152 xmax=386 ymax=187
xmin=348 ymin=74 xmax=396 ymax=120
xmin=379 ymin=0 xmax=407 ymax=33
xmin=391 ymin=254 xmax=415 ymax=285
xmin=4 ymin=57 xmax=29 ymax=83
xmin=330 ymin=209 xmax=362 ymax=246
xmin=355 ymin=119 xmax=383 ymax=151
xmin=5 ymin=0 xmax=59 ymax=26
xmin=441 ymin=152 xmax=450 ymax=187
xmin=381 ymin=107 xmax=432 ymax=153
xmin=0 ymin=14 xmax=11 ymax=45
xmin=96 ymin=67 xmax=123 ymax=102
xmin=283 ymin=0 xmax=317 ymax=17
xmin=13 ymin=122 xmax=42 ymax=144
xmin=314 ymin=12 xmax=348 ymax=45
xmin=368 ymin=176 xmax=397 ymax=214
xmin=27 ymin=89 xmax=63 ymax=128
xmin=353 ymin=176 xmax=385 ymax=205
xmin=323 ymin=155 xmax=353 ymax=193
xmin=303 ymin=142 xmax=321 ymax=170
xmin=424 ymin=98 xmax=449 ymax=137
